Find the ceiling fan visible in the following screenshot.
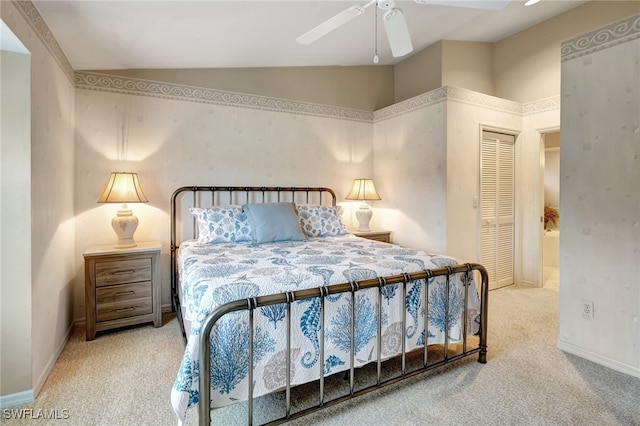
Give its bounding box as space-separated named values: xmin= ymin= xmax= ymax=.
xmin=296 ymin=0 xmax=511 ymax=59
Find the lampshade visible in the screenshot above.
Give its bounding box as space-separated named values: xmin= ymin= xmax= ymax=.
xmin=345 ymin=178 xmax=381 ymax=201
xmin=345 ymin=178 xmax=381 ymax=232
xmin=98 ymin=172 xmax=148 ymax=248
xmin=97 ymin=172 xmax=149 ymax=204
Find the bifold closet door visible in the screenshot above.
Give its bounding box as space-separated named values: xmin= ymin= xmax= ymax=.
xmin=480 ymin=131 xmax=515 ymax=290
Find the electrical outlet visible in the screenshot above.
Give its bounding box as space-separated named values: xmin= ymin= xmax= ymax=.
xmin=582 ymin=300 xmax=594 ymax=319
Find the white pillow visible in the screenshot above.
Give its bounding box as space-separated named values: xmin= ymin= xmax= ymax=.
xmin=189 ymin=206 xmax=252 ymax=244
xmin=296 ymin=204 xmax=348 ymax=238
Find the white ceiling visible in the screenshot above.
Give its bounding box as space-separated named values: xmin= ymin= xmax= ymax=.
xmin=32 ymin=0 xmax=588 ymax=70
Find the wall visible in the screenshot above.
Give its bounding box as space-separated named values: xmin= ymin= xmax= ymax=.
xmin=392 ymin=2 xmax=638 ymax=105
xmin=92 ymin=66 xmax=395 ymax=112
xmin=441 ymin=41 xmax=493 ymax=97
xmin=0 ymin=46 xmax=32 ymax=398
xmin=445 ymin=90 xmax=522 ymax=263
xmin=493 ymin=1 xmax=639 ymax=103
xmin=0 ymin=0 xmax=76 ymax=403
xmin=393 ymin=40 xmax=494 ymax=104
xmin=73 ymin=73 xmax=373 ymax=314
xmin=372 ymin=91 xmax=448 ymax=252
xmin=373 ymin=87 xmax=522 ymax=260
xmin=558 ymin=13 xmax=640 ymax=377
xmin=393 ymin=41 xmax=442 ymax=104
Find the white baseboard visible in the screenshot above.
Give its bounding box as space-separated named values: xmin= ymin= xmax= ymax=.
xmin=0 ymin=390 xmax=34 ymax=409
xmin=557 ymin=339 xmax=640 ymax=378
xmin=32 ymin=321 xmax=75 ymax=397
xmin=1 ymin=322 xmax=75 ymax=409
xmin=519 ymin=279 xmax=536 ymax=287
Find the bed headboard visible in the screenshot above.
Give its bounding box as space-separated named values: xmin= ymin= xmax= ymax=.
xmin=170 ymin=186 xmax=337 ymax=311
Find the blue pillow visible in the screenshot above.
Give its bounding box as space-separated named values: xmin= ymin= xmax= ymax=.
xmin=242 ymin=202 xmax=306 ymax=243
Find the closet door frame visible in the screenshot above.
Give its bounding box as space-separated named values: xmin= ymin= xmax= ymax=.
xmin=537 ymin=126 xmax=561 ymax=289
xmin=478 ymin=126 xmax=521 ymax=290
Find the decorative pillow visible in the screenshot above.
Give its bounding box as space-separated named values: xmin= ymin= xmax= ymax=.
xmin=189 ymin=206 xmax=252 ymax=244
xmin=233 ymin=209 xmax=253 ymax=243
xmin=242 ymin=202 xmax=306 ymax=244
xmin=297 ymin=204 xmax=348 ymax=238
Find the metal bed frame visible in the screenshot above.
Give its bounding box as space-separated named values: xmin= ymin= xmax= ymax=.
xmin=170 ymin=186 xmax=488 ymax=426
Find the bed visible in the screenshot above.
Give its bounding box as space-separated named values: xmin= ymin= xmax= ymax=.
xmin=170 ymin=186 xmax=488 ymax=425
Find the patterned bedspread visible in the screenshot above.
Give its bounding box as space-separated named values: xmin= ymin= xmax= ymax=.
xmin=171 ymin=234 xmax=480 ymax=421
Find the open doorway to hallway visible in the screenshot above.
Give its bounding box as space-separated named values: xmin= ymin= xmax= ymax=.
xmin=542 ymin=131 xmax=560 ymax=291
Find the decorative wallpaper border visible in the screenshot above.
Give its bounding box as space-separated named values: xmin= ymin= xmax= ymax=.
xmin=374 ymin=88 xmax=448 ymax=121
xmin=75 ymin=71 xmax=558 ymax=122
xmin=374 ymin=86 xmax=524 ymax=122
xmin=11 ymin=0 xmax=74 ymax=82
xmin=74 ymin=72 xmax=374 ymax=123
xmin=522 ymin=95 xmax=561 ymax=116
xmin=561 ymin=13 xmax=640 ymax=62
xmin=445 ymin=87 xmax=522 ymax=115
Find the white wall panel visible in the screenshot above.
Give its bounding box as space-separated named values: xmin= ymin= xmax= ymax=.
xmin=558 ymin=13 xmax=640 ymax=376
xmin=373 ymin=96 xmax=447 ymax=253
xmin=1 ymin=0 xmax=76 ymax=400
xmin=445 ymin=93 xmax=521 ymax=265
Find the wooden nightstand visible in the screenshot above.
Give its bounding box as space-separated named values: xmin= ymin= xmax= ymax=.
xmin=84 ymin=241 xmax=161 ymax=341
xmin=353 ymin=230 xmax=392 ymax=243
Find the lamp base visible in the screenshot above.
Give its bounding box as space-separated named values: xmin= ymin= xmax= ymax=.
xmin=111 ymin=205 xmax=139 ymax=248
xmin=355 ymin=204 xmax=373 ymax=232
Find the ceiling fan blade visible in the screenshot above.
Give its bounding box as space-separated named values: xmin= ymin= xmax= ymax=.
xmin=383 ymin=8 xmax=413 ymax=58
xmin=414 ymin=0 xmax=510 ymax=10
xmin=296 ymin=4 xmax=369 ymax=45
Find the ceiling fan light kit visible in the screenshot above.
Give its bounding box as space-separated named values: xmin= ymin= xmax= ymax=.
xmin=296 ymin=0 xmax=511 ymax=62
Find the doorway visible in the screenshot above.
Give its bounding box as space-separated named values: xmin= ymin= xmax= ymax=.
xmin=542 ymin=131 xmax=560 ymax=291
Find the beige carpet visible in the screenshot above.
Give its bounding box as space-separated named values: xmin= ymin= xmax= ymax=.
xmin=3 ymin=285 xmax=639 ymax=426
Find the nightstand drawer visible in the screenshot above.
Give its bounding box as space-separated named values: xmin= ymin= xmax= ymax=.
xmin=353 ymin=230 xmax=392 ymax=243
xmin=95 ymin=258 xmax=151 ymax=287
xmin=84 ymin=241 xmax=162 ymax=340
xmin=96 ymin=282 xmax=152 ymax=304
xmin=97 ymin=298 xmax=153 ymax=322
xmin=363 ymin=233 xmax=390 ymax=242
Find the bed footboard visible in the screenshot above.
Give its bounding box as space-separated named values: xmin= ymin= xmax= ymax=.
xmin=198 ymin=263 xmax=488 ymax=425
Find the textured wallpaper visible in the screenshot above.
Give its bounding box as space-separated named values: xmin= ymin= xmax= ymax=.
xmin=558 ymin=13 xmax=640 ymax=373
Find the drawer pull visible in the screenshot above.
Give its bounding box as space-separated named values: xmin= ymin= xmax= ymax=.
xmin=113 ymin=270 xmax=135 ymax=275
xmin=115 ymin=291 xmax=136 ymax=297
xmin=116 ymin=307 xmax=136 ymax=313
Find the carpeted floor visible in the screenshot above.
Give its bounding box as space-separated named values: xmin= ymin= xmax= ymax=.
xmin=3 ymin=285 xmax=639 ymax=426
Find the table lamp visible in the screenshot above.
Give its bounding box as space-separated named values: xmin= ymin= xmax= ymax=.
xmin=97 ymin=172 xmax=149 ymax=248
xmin=345 ymin=178 xmax=381 ymax=232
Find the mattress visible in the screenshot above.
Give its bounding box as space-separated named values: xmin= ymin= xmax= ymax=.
xmin=171 ymin=234 xmax=481 ymax=421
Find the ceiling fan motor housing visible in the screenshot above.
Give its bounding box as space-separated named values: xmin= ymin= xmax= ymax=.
xmin=378 ymin=1 xmax=396 ymax=10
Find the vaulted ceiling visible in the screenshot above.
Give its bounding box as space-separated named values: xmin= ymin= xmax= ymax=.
xmin=32 ymin=0 xmax=587 ymax=70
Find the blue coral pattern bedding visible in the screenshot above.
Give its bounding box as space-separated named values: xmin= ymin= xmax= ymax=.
xmin=171 ymin=234 xmax=481 ymax=421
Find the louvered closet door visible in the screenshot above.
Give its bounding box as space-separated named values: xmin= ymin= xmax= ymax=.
xmin=480 ymin=131 xmax=515 ymax=290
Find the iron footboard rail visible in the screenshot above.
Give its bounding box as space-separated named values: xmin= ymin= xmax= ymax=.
xmin=197 ymin=263 xmax=489 ymax=425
